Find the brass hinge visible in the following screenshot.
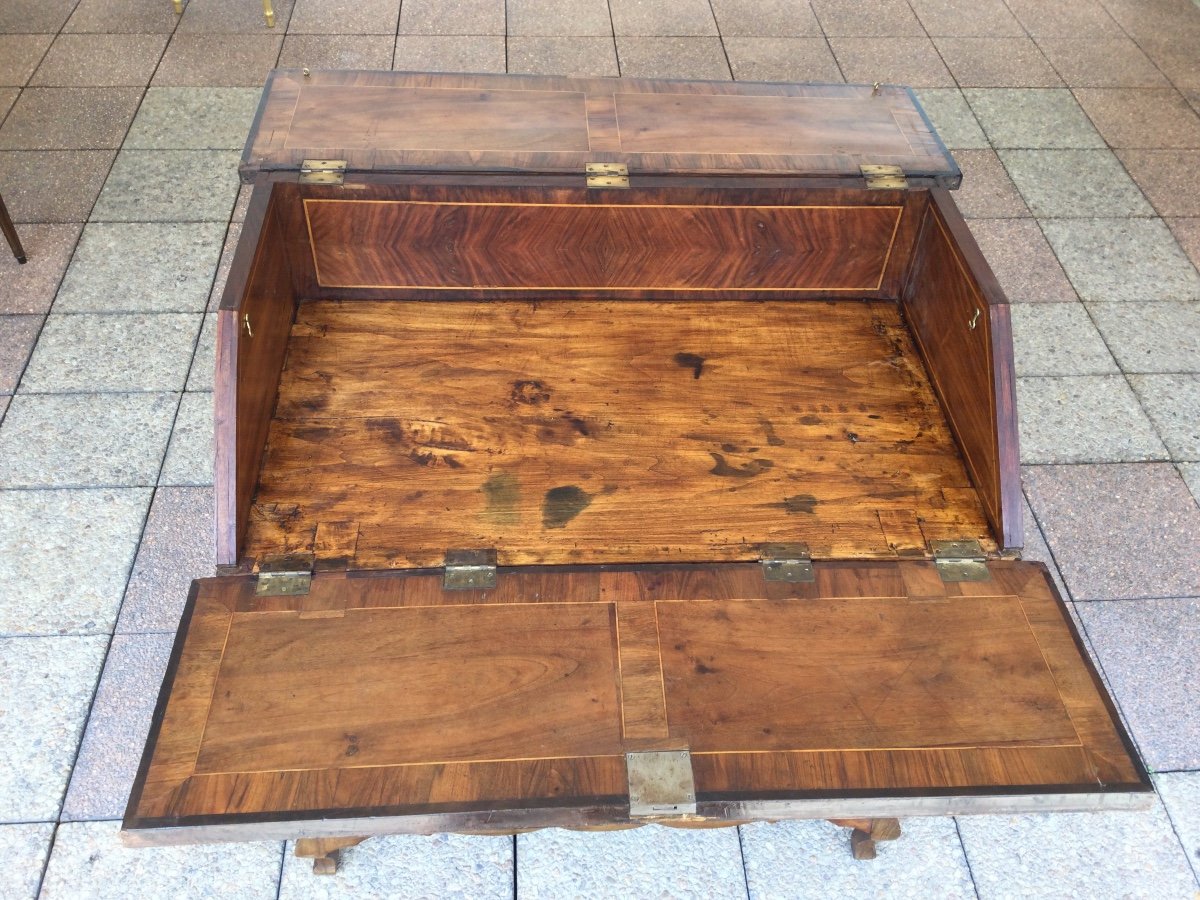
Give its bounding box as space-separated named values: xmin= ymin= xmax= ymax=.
xmin=627 ymin=750 xmax=697 ymax=818
xmin=255 ymin=553 xmax=315 ymax=596
xmin=860 ymin=164 xmax=907 ymax=190
xmin=586 ymin=162 xmax=629 ymax=189
xmin=299 ymin=159 xmax=346 ymax=185
xmin=932 ymin=539 xmax=990 ymax=582
xmin=760 ymin=543 xmax=815 ymax=583
xmin=443 ymin=549 xmax=498 ymax=591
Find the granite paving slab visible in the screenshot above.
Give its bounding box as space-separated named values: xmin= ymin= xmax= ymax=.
xmin=829 ymin=37 xmax=956 ymax=87
xmin=722 ymin=38 xmax=841 ymax=83
xmin=0 ymin=392 xmax=177 ymax=488
xmin=1078 ymin=598 xmax=1200 ymax=771
xmin=908 ymin=0 xmax=1024 ymax=36
xmin=41 ymin=821 xmax=282 ymax=899
xmin=0 ymin=395 xmax=8 ymax=423
xmin=1020 ymin=492 xmax=1070 ymax=599
xmin=0 ymin=0 xmax=77 ymax=34
xmin=61 ymin=633 xmax=174 ymax=821
xmin=278 ymin=35 xmax=395 ymax=70
xmin=1088 ymin=302 xmax=1200 ymax=373
xmin=1040 ymin=218 xmax=1200 ymax=303
xmin=741 ymin=817 xmax=974 ymax=899
xmin=91 ymin=150 xmax=241 ymax=223
xmin=21 ymin=313 xmax=200 ymax=393
xmin=519 ymin=826 xmax=746 ymax=900
xmin=934 ymin=37 xmax=1062 ymax=87
xmin=0 ymin=151 xmax=115 ymax=223
xmin=392 ymin=36 xmax=507 ymax=73
xmin=29 ymin=34 xmax=167 ymax=87
xmin=0 ymin=224 xmax=81 ymax=315
xmin=0 ymin=86 xmax=15 ymax=120
xmin=287 ymin=0 xmax=401 ymax=35
xmin=1022 ymin=463 xmax=1200 ymax=600
xmin=0 ymin=822 xmax=55 ymax=900
xmin=1000 ymin=150 xmax=1154 ymax=217
xmin=64 ymin=0 xmax=179 ymax=34
xmin=608 ymin=0 xmax=719 ymax=36
xmin=56 ymin=222 xmax=225 ymax=314
xmin=710 ymin=0 xmax=820 ymax=36
xmin=1118 ymin=150 xmax=1200 ymax=217
xmin=1005 ymin=0 xmax=1124 ymax=37
xmin=1077 ymin=88 xmax=1200 ymax=149
xmin=159 ymin=391 xmax=214 ymax=486
xmin=1155 ymin=772 xmax=1200 ymax=882
xmin=948 ymin=149 xmax=1030 ymax=218
xmin=279 ymin=833 xmax=511 ymax=899
xmin=1033 ymin=38 xmax=1168 ymax=88
xmin=0 ymin=488 xmax=149 ymax=636
xmin=0 ymin=88 xmax=142 ymax=151
xmin=0 ymin=636 xmax=107 ymax=822
xmin=124 ymin=88 xmax=262 ymax=150
xmin=508 ymin=37 xmax=620 ymax=77
xmin=1181 ymin=462 xmax=1200 ymax=506
xmin=186 ymin=313 xmax=217 ymax=391
xmin=0 ymin=35 xmax=53 ymax=86
xmin=965 ymin=88 xmax=1104 ymax=148
xmin=914 ymin=89 xmax=988 ymax=150
xmin=957 ymin=805 xmax=1198 ymax=899
xmin=177 ymin=0 xmax=296 ymax=32
xmin=1129 ymin=374 xmax=1200 ymax=460
xmin=617 ymin=37 xmax=733 ymax=80
xmin=398 ymin=0 xmax=506 ymax=35
xmin=116 ymin=486 xmax=214 ymax=634
xmin=1010 ymin=304 xmax=1117 ymax=376
xmin=1168 ymin=218 xmax=1200 ymax=267
xmin=506 ymin=0 xmax=614 ymax=36
xmin=0 ymin=315 xmax=41 ymax=393
xmin=966 ymin=219 xmax=1076 ymax=302
xmin=810 ymin=0 xmax=924 ymax=36
xmin=207 ymin=222 xmax=241 ymax=311
xmin=151 ymin=34 xmax=283 ymax=88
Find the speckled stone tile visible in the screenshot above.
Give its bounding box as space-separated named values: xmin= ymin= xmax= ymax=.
xmin=948 ymin=149 xmax=1030 ymax=218
xmin=0 ymin=224 xmax=80 ymax=314
xmin=914 ymin=89 xmax=988 ymax=150
xmin=176 ymin=0 xmax=296 ymax=32
xmin=278 ymin=35 xmax=394 ymax=70
xmin=609 ymin=0 xmax=718 ymax=35
xmin=508 ymin=37 xmax=619 ymax=77
xmin=934 ymin=37 xmax=1062 ymax=87
xmin=0 ymin=822 xmax=54 ymax=900
xmin=41 ymin=821 xmax=282 ymax=899
xmin=1023 ymin=463 xmax=1200 ymax=600
xmin=0 ymin=488 xmax=149 ymax=636
xmin=91 ymin=150 xmax=240 ymax=223
xmin=1078 ymin=88 xmax=1200 ymax=149
xmin=909 ymin=0 xmax=1023 ymax=36
xmin=723 ymin=38 xmax=840 ymax=83
xmin=1088 ymin=302 xmax=1200 ymax=374
xmin=1180 ymin=462 xmax=1200 ymax=506
xmin=186 ymin=314 xmax=217 ymax=391
xmin=288 ymin=0 xmax=400 ymax=34
xmin=1016 ymin=375 xmax=1166 ymax=463
xmin=967 ymin=219 xmax=1076 ymax=302
xmin=1156 ymin=772 xmax=1200 ymax=881
xmin=1130 ymin=374 xmax=1200 ymax=460
xmin=617 ymin=37 xmax=732 ymax=80
xmin=711 ymin=0 xmax=820 ymax=36
xmin=160 ymin=392 xmax=213 ymax=486
xmin=30 ymin=34 xmax=167 ymax=87
xmin=519 ymin=826 xmax=745 ymax=900
xmin=508 ymin=0 xmax=614 ymax=36
xmin=392 ymin=36 xmax=507 ymax=74
xmin=0 ymin=87 xmax=15 ymax=119
xmin=965 ymin=89 xmax=1104 ymax=149
xmin=207 ymin=222 xmax=241 ymax=311
xmin=1007 ymin=0 xmax=1125 ymax=36
xmin=62 ymin=633 xmax=174 ymax=821
xmin=1011 ymin=304 xmax=1117 ymax=376
xmin=1020 ymin=492 xmax=1070 ymax=599
xmin=1034 ymin=38 xmax=1169 ymax=88
xmin=64 ymin=0 xmax=179 ymax=34
xmin=279 ymin=833 xmax=510 ymax=899
xmin=0 ymin=315 xmax=40 ymax=393
xmin=1118 ymin=150 xmax=1200 ymax=217
xmin=56 ymin=222 xmax=224 ymax=314
xmin=811 ymin=0 xmax=924 ymax=36
xmin=0 ymin=0 xmax=77 ymax=34
xmin=1168 ymin=218 xmax=1200 ymax=267
xmin=0 ymin=88 xmax=141 ymax=151
xmin=0 ymin=151 xmax=114 ymax=222
xmin=830 ymin=37 xmax=956 ymax=87
xmin=742 ymin=818 xmax=974 ymax=899
xmin=0 ymin=393 xmax=176 ymax=488
xmin=125 ymin=88 xmax=261 ymax=150
xmin=958 ymin=804 xmax=1197 ymax=900
xmin=1000 ymin=150 xmax=1154 ymax=217
xmin=152 ymin=34 xmax=283 ymax=87
xmin=398 ymin=0 xmax=506 ymax=34
xmin=1040 ymin=218 xmax=1200 ymax=303
xmin=0 ymin=636 xmax=106 ymax=821
xmin=0 ymin=35 xmax=53 ymax=85
xmin=1137 ymin=34 xmax=1200 ymax=110
xmin=0 ymin=395 xmax=8 ymax=423
xmin=116 ymin=486 xmax=213 ymax=634
xmin=21 ymin=313 xmax=200 ymax=393
xmin=1078 ymin=599 xmax=1200 ymax=771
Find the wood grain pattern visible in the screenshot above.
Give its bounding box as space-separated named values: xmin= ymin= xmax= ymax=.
xmin=240 ymin=299 xmax=996 ymax=568
xmin=124 ymin=560 xmax=1148 ymax=840
xmin=242 ymin=70 xmax=959 ymax=186
xmin=615 ymin=603 xmax=669 ymax=741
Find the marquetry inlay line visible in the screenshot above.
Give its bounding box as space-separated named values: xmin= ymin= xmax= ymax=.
xmin=584 ymin=94 xmax=621 ymax=151
xmin=1014 ymin=597 xmax=1088 ymax=750
xmin=615 ymin=602 xmax=670 ymax=740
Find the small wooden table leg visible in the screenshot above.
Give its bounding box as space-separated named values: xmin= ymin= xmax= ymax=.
xmin=294 ymin=837 xmax=367 ymax=875
xmin=829 ymin=818 xmax=902 ymax=861
xmin=0 ymin=193 xmax=26 ymax=264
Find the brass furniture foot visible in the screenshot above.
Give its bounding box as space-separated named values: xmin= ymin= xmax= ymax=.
xmin=263 ymin=0 xmax=275 ymax=27
xmin=172 ymin=0 xmax=182 ymax=13
xmin=829 ymin=818 xmax=902 ymax=860
xmin=294 ymin=837 xmax=367 ymax=875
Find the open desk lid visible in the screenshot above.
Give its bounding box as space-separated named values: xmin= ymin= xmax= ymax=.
xmin=240 ymin=70 xmax=960 ymax=187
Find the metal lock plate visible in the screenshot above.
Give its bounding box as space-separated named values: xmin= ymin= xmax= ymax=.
xmin=626 ymin=750 xmax=697 ymax=818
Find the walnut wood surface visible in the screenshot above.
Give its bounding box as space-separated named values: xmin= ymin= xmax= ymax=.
xmin=242 ymin=71 xmax=959 ymax=185
xmin=124 ymin=560 xmax=1148 ymax=837
xmin=240 ymin=299 xmax=996 ymax=568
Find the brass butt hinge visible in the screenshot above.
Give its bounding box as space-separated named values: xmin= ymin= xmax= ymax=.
xmin=299 ymin=159 xmax=346 ymax=185
xmin=932 ymin=539 xmax=990 ymax=583
xmin=255 ymin=553 xmax=315 ymax=596
xmin=860 ymin=164 xmax=907 ymax=190
xmin=443 ymin=549 xmax=498 ymax=591
xmin=586 ymin=162 xmax=629 ymax=189
xmin=627 ymin=750 xmax=697 ymax=818
xmin=760 ymin=543 xmax=815 ymax=583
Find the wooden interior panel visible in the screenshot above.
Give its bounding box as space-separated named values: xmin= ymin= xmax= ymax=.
xmin=240 ymin=299 xmax=996 ymax=568
xmin=303 ymin=198 xmax=902 ymax=294
xmin=124 ymin=561 xmax=1148 ymax=838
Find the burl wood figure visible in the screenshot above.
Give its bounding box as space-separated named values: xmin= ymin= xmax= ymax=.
xmin=122 ymin=71 xmax=1151 ymax=874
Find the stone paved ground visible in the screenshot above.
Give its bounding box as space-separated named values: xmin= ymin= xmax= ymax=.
xmin=1 ymin=0 xmax=1199 ymax=897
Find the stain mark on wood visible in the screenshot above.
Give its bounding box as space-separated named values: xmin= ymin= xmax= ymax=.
xmin=674 ymin=352 xmax=705 ymax=379
xmin=709 ymin=452 xmax=774 ymax=479
xmin=781 ymin=494 xmax=818 ymax=515
xmin=760 ymin=419 xmax=785 ymax=447
xmin=483 ymin=473 xmax=520 ymax=525
xmin=543 ymin=485 xmax=592 ymax=529
xmin=512 ymin=380 xmax=551 ymax=405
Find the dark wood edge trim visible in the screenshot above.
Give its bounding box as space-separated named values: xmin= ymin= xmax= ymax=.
xmin=217 ymin=176 xmax=274 ymax=313
xmin=238 ymin=69 xmax=281 ymax=183
xmin=904 ymin=86 xmax=961 ymax=189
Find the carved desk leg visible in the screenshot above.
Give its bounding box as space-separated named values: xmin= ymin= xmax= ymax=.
xmin=829 ymin=818 xmax=902 ymax=860
xmin=294 ymin=837 xmax=367 ymax=875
